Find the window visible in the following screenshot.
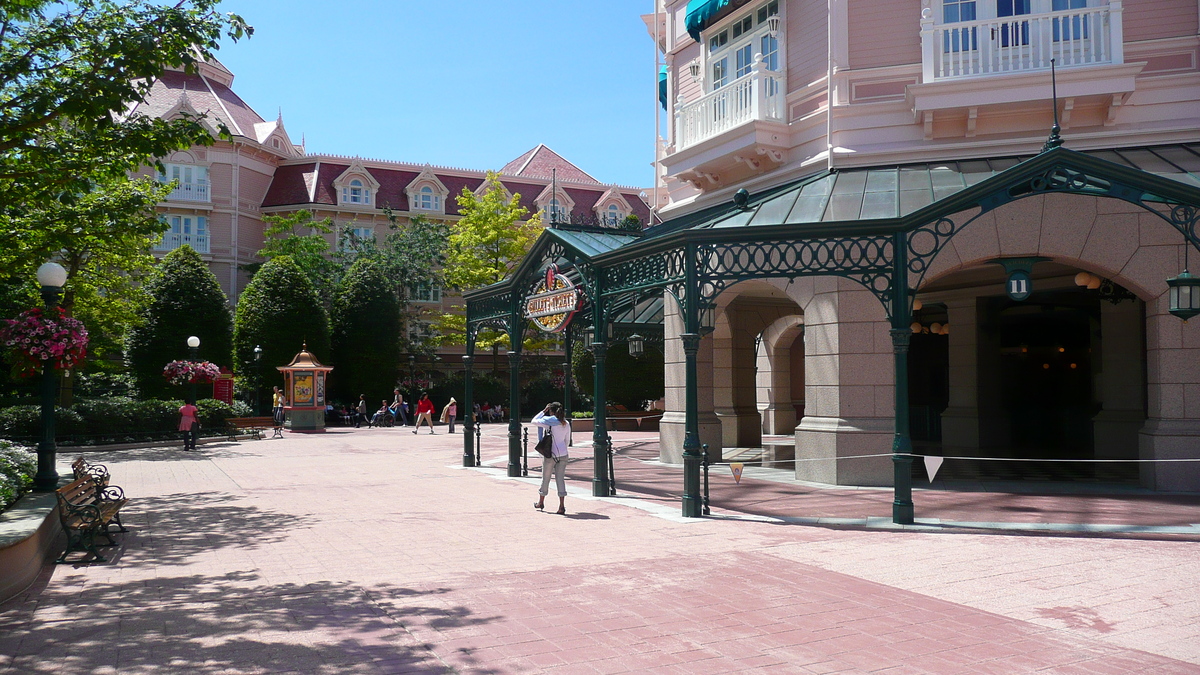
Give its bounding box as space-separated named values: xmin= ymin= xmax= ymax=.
xmin=547 ymin=198 xmax=567 ymax=222
xmin=604 ymin=204 xmax=622 ymax=226
xmin=341 ymin=178 xmax=371 ymax=205
xmin=942 ymin=0 xmax=978 ymax=52
xmin=407 ymin=321 xmax=436 ymax=341
xmin=1052 ymin=0 xmax=1088 ymax=41
xmin=409 ymin=282 xmax=441 ymax=303
xmin=415 ymin=185 xmax=441 ymax=211
xmin=704 ymin=1 xmax=779 ymax=91
xmin=157 ymin=163 xmax=209 ymax=202
xmin=155 ymin=215 xmax=209 ymax=253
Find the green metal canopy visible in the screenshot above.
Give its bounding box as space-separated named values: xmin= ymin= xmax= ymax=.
xmin=685 ymin=0 xmax=731 ymax=40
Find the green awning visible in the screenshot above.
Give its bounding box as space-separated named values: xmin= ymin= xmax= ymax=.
xmin=685 ymin=0 xmax=731 ymax=41
xmin=658 ymin=65 xmax=668 ymax=110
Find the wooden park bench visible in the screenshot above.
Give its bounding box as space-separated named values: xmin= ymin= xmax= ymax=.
xmin=224 ymin=416 xmax=283 ymax=441
xmin=55 ymin=474 xmax=128 ymax=563
xmin=71 ymin=456 xmax=110 ymax=486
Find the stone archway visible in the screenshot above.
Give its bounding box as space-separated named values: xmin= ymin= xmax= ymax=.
xmin=758 ymin=314 xmax=806 ymax=435
xmin=917 ymin=192 xmax=1200 ymax=490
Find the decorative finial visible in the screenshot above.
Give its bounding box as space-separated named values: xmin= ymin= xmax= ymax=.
xmin=1042 ymin=59 xmax=1063 ymax=153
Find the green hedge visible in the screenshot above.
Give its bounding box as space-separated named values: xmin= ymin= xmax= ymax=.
xmin=0 ymin=397 xmax=251 ymax=445
xmin=0 ymin=440 xmax=36 ymax=511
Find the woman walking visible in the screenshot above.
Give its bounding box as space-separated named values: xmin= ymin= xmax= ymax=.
xmin=413 ymin=393 xmax=436 ymax=434
xmin=179 ymin=399 xmax=199 ymax=451
xmin=531 ymin=402 xmax=571 ymax=515
xmin=440 ymin=397 xmax=458 ymax=433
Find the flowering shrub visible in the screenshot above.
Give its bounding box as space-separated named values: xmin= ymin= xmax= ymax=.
xmin=0 ymin=307 xmax=89 ymax=378
xmin=162 ymin=360 xmax=221 ymax=386
xmin=0 ymin=441 xmax=37 ymax=511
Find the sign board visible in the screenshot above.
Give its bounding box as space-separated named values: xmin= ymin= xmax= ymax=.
xmin=1006 ymin=270 xmax=1032 ymax=301
xmin=213 ymin=374 xmax=234 ymax=405
xmin=525 ymin=264 xmax=581 ymax=333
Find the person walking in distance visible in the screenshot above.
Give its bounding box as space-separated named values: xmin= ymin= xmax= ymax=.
xmin=355 ymin=394 xmax=368 ymax=428
xmin=391 ymin=388 xmax=408 ymax=426
xmin=413 ymin=392 xmax=436 ymax=434
xmin=532 ymin=402 xmax=571 ymax=515
xmin=179 ymin=399 xmax=199 ymax=451
xmin=440 ymin=397 xmax=458 ymax=433
xmin=272 ymin=386 xmax=285 ymax=426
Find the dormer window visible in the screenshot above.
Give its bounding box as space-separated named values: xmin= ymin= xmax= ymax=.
xmin=343 ymin=179 xmax=371 ymax=205
xmin=547 ymin=198 xmax=567 ymax=223
xmin=416 ymin=185 xmax=441 ymax=211
xmin=605 ymin=204 xmax=622 ymax=226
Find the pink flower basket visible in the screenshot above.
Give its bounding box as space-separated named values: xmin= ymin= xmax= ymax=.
xmin=0 ymin=307 xmax=89 ymax=378
xmin=163 ymin=360 xmax=221 ymax=386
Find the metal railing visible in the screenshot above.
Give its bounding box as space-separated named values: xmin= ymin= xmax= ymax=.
xmin=676 ymin=62 xmax=784 ymax=151
xmin=154 ymin=232 xmax=210 ymax=253
xmin=165 ymin=181 xmax=210 ymax=202
xmin=921 ymin=2 xmax=1122 ymax=80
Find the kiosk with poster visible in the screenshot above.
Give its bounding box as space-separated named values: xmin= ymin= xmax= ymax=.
xmin=277 ymin=343 xmax=333 ymax=431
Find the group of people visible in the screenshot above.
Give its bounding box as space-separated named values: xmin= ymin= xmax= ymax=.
xmin=346 ymin=390 xmax=459 ymax=434
xmin=475 ymin=401 xmax=505 ymax=423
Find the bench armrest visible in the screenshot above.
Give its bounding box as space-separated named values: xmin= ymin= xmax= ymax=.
xmin=58 ymin=499 xmax=103 ymax=530
xmin=100 ymin=484 xmax=126 ymax=501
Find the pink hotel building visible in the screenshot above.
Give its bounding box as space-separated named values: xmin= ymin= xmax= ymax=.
xmin=645 ymin=0 xmax=1200 ymax=490
xmin=133 ymin=58 xmax=652 ymax=344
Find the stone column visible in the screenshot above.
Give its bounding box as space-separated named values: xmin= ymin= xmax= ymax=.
xmin=1139 ymin=302 xmax=1200 ymax=491
xmin=660 ymin=292 xmax=721 ymax=463
xmin=714 ymin=304 xmax=763 ymax=449
xmin=1093 ymin=300 xmax=1145 ymax=460
xmin=794 ymin=279 xmax=893 ymax=486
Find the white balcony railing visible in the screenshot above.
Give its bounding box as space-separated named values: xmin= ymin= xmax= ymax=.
xmin=676 ymin=57 xmax=784 ymax=152
xmin=165 ymin=180 xmax=210 ymax=202
xmin=154 ymin=232 xmax=210 ymax=253
xmin=921 ymin=1 xmax=1123 ymax=81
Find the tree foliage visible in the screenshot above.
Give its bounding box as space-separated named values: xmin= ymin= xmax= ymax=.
xmin=125 ymin=246 xmax=233 ymax=399
xmin=330 ymin=258 xmax=401 ymax=403
xmin=254 ymin=209 xmax=339 ymax=306
xmin=232 ymin=256 xmax=331 ymax=395
xmin=573 ymin=343 xmax=665 ymax=411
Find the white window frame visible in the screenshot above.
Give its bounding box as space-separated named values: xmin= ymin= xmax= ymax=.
xmin=547 ymin=198 xmax=567 ymax=223
xmin=342 ymin=178 xmax=372 ymax=206
xmin=409 ymin=282 xmax=442 ymax=303
xmin=157 ymin=163 xmax=210 ymax=202
xmin=703 ymin=0 xmax=780 ymax=93
xmin=155 ymin=214 xmax=210 ymax=253
xmin=415 ymin=185 xmax=441 ymax=212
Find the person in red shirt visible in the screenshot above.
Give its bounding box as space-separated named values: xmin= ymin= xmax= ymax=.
xmin=413 ymin=392 xmax=436 ymax=434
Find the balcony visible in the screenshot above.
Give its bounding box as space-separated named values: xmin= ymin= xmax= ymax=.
xmin=154 ymin=232 xmax=210 ymax=254
xmin=921 ymin=2 xmax=1123 ymax=82
xmin=164 ymin=180 xmax=210 ymax=202
xmin=676 ymin=60 xmax=784 ymax=152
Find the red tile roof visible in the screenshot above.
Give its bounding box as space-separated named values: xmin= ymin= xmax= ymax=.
xmin=501 ymin=145 xmax=600 ymax=184
xmin=262 ymin=164 xmax=317 ymax=207
xmin=130 ymin=70 xmax=265 ymax=137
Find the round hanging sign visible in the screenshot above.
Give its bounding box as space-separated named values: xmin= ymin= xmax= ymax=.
xmin=1006 ymin=270 xmax=1032 ymax=301
xmin=525 ymin=264 xmax=581 ymax=333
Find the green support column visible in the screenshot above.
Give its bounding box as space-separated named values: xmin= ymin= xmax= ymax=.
xmin=461 ymin=352 xmax=475 ymax=467
xmin=591 ymin=339 xmax=610 ymax=497
xmin=506 ymin=345 xmax=522 ymax=477
xmin=562 ymin=327 xmax=573 ymax=419
xmin=891 ymin=232 xmax=915 ymax=524
xmin=680 ymin=332 xmax=703 ymax=517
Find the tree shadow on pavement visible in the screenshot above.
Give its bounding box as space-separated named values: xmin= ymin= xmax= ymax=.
xmin=0 ymin=574 xmax=499 ymax=674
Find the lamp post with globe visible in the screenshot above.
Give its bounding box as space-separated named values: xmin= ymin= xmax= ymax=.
xmin=186 ymin=336 xmax=200 ymax=405
xmin=33 ymin=262 xmax=68 ymax=491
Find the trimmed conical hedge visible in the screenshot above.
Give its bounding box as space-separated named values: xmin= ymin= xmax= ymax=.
xmin=330 ymin=258 xmax=401 ymax=404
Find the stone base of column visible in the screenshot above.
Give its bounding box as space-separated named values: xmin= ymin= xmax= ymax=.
xmin=1139 ymin=419 xmax=1200 ymax=491
xmin=716 ymin=410 xmax=762 ymax=449
xmin=660 ymin=412 xmax=722 ymax=463
xmin=760 ymin=403 xmax=797 ymax=435
xmin=1092 ymin=409 xmax=1144 ymax=460
xmin=794 ymin=416 xmax=893 ymax=486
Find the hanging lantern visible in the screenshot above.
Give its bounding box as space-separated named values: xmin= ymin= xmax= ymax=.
xmin=910 ymin=321 xmax=922 ymax=334
xmin=1167 ymin=270 xmax=1200 ymax=321
xmin=765 ymin=14 xmax=781 ymax=37
xmin=628 ymin=333 xmax=645 ymax=358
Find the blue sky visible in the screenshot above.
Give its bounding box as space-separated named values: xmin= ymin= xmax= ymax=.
xmin=215 ymin=0 xmax=659 ymax=188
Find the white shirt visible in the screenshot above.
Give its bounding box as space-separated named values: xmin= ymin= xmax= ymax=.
xmin=531 ymin=411 xmax=571 ymax=457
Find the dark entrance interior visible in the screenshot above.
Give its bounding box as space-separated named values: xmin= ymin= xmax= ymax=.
xmin=909 ymin=277 xmax=1141 ymax=484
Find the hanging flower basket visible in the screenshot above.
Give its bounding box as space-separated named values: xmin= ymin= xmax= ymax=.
xmin=0 ymin=307 xmax=89 ymax=379
xmin=163 ymin=360 xmax=221 ymax=386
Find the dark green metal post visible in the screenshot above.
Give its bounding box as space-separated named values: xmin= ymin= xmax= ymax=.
xmin=680 ymin=331 xmax=704 ymax=517
xmin=592 ymin=339 xmax=610 ymax=496
xmin=462 ymin=352 xmax=475 ymax=467
xmin=506 ymin=336 xmax=523 ymax=478
xmin=34 ymin=284 xmax=62 ymax=491
xmin=563 ymin=325 xmax=573 ymax=419
xmin=891 ymin=232 xmax=915 ymax=524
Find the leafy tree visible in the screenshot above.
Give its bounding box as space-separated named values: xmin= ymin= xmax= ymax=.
xmin=0 ymin=0 xmax=251 ymax=372
xmin=573 ymin=342 xmax=664 ymax=411
xmin=253 ymin=209 xmax=338 ymax=306
xmin=330 ymin=258 xmax=401 ymax=403
xmin=125 ymin=246 xmax=233 ymax=399
xmin=233 ymin=256 xmax=331 ymax=395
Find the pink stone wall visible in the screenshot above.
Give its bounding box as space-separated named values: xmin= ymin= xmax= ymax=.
xmin=1124 ymin=0 xmax=1199 ymax=41
xmin=786 ymin=0 xmax=831 ymax=92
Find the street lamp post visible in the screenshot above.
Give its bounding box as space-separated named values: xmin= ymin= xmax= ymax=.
xmin=187 ymin=336 xmax=200 ymax=405
xmin=33 ymin=262 xmax=67 ymax=492
xmin=253 ymin=345 xmax=263 ymax=415
xmin=408 ymin=354 xmax=417 ymax=395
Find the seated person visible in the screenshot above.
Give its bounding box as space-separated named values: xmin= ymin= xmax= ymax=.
xmin=370 ymin=400 xmax=392 ymax=426
xmin=480 ymin=402 xmax=492 ymax=422
xmin=490 ymin=404 xmax=504 ymax=422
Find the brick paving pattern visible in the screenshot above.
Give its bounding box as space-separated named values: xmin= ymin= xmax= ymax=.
xmin=1 ymin=424 xmax=1197 ymax=674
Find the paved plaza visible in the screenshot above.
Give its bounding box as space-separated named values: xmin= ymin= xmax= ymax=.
xmin=2 ymin=424 xmax=1199 ymax=674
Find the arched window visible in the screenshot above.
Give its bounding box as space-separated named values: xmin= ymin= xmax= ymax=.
xmin=606 ymin=204 xmax=622 ymax=226
xmin=548 ymin=198 xmax=567 ymax=222
xmin=417 ymin=185 xmax=440 ymax=211
xmin=342 ymin=178 xmax=371 ymax=205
